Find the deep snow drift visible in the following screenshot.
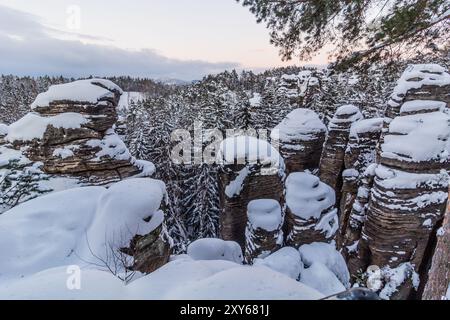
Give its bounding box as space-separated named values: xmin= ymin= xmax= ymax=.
xmin=0 ymin=178 xmax=166 ymax=283
xmin=0 ymin=179 xmax=350 ymax=300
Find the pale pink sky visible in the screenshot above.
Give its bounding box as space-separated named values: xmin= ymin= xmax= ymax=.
xmin=0 ymin=0 xmax=329 ymax=79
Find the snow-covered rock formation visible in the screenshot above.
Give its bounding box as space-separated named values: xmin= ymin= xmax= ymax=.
xmin=253 ymin=247 xmax=303 ymax=280
xmin=338 ymin=119 xmax=384 ymax=246
xmin=217 ymin=136 xmax=285 ymax=249
xmin=285 ymin=172 xmax=338 ymax=247
xmin=4 ymin=79 xmax=154 ymax=186
xmin=298 ymin=242 xmax=350 ymax=296
xmin=385 ymin=64 xmax=450 ymax=122
xmin=277 ymin=71 xmax=321 ymax=110
xmin=351 ymin=64 xmax=450 ymax=299
xmin=187 ymin=238 xmax=243 ymax=264
xmin=272 ymin=108 xmax=327 ymax=174
xmin=319 ymin=105 xmax=363 ymax=195
xmin=0 ymin=178 xmax=171 ymax=281
xmin=244 ymin=199 xmax=284 ymax=263
xmin=422 ymin=186 xmax=450 ymax=300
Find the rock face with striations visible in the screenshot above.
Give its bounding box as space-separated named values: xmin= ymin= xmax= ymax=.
xmin=319 ymin=105 xmax=363 ymax=195
xmin=244 ymin=199 xmax=283 ymax=264
xmin=217 ymin=136 xmax=285 ymax=249
xmin=338 ymin=119 xmax=384 ymax=248
xmin=422 ymin=186 xmax=450 ymax=300
xmin=340 ymin=164 xmax=377 ymax=261
xmin=4 ymin=79 xmax=154 ymax=185
xmin=378 ymin=64 xmax=450 ymax=160
xmin=351 ymin=64 xmax=450 ymax=299
xmin=285 ymin=172 xmax=338 ymax=248
xmin=272 ymin=108 xmax=327 ymax=174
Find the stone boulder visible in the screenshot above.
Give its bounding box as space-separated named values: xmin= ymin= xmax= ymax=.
xmin=129 ymin=223 xmax=171 ymax=274
xmin=272 ymin=108 xmax=327 ymax=174
xmin=285 ymin=172 xmax=338 ymax=247
xmin=244 ymin=199 xmax=283 ymax=264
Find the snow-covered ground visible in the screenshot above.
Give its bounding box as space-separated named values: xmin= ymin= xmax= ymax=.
xmin=0 ymin=180 xmax=350 ymax=300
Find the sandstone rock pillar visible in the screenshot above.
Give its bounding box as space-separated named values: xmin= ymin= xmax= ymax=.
xmin=285 ymin=172 xmax=338 ymax=248
xmin=319 ymin=105 xmax=362 ymax=196
xmin=218 ymin=136 xmax=285 ymax=249
xmin=271 ymin=108 xmax=327 ymax=174
xmin=244 ymin=199 xmax=283 ymax=264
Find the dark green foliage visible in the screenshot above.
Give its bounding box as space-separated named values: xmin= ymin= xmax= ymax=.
xmin=238 ymin=0 xmax=449 ymax=68
xmin=0 ymin=160 xmax=51 ymax=213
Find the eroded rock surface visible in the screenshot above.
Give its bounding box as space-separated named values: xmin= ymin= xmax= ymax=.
xmin=244 ymin=199 xmax=283 ymax=264
xmin=272 ymin=108 xmax=326 ymax=174
xmin=319 ymin=105 xmax=363 ymax=195
xmin=285 ymin=172 xmax=338 ymax=248
xmin=218 ymin=136 xmax=285 ymax=249
xmin=350 ymin=64 xmax=450 ymax=299
xmin=4 ymin=79 xmax=153 ymax=185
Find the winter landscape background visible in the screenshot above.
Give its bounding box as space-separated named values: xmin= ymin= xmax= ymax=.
xmin=0 ymin=0 xmax=449 ymax=301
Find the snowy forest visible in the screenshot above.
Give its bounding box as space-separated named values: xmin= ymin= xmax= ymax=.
xmin=0 ymin=0 xmax=449 ymax=303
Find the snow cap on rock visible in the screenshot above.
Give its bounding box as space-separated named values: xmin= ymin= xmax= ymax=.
xmin=187 ymin=238 xmax=243 ymax=264
xmin=271 ymin=108 xmax=327 ymax=142
xmin=286 ymin=172 xmax=336 ymax=220
xmin=247 ymin=199 xmax=282 ymax=232
xmin=31 ymin=78 xmax=123 ymax=109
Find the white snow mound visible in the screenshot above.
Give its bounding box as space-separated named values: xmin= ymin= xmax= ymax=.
xmin=299 ymin=242 xmax=350 ymax=288
xmin=31 ymin=78 xmax=123 ymax=109
xmin=187 ymin=238 xmax=243 ymax=264
xmin=285 ymin=172 xmax=336 ymax=220
xmin=254 ymin=247 xmax=303 ymax=280
xmin=247 ymin=199 xmax=282 ymax=232
xmin=271 ymin=108 xmax=326 ymax=142
xmin=0 ymin=178 xmax=166 ymax=283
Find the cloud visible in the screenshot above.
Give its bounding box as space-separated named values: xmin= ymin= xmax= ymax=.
xmin=0 ymin=5 xmax=239 ymax=81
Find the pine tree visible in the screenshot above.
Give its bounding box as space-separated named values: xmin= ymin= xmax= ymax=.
xmin=182 ymin=163 xmax=220 ymax=240
xmin=238 ymin=0 xmax=449 ymax=69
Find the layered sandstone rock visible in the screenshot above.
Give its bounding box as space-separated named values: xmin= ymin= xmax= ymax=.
xmin=244 ymin=199 xmax=283 ymax=264
xmin=319 ymin=105 xmax=363 ymax=195
xmin=5 ymin=79 xmax=154 ymax=185
xmin=98 ymin=179 xmax=171 ymax=275
xmin=342 ymin=164 xmax=377 ymax=264
xmin=272 ymin=108 xmax=327 ymax=174
xmin=355 ymin=102 xmax=450 ymax=299
xmin=385 ymin=64 xmax=450 ymax=121
xmin=217 ymin=136 xmax=285 ymax=249
xmin=378 ymin=64 xmax=450 ymax=160
xmin=130 ymin=223 xmax=171 ymax=274
xmin=422 ymin=186 xmax=450 ymax=300
xmin=338 ymin=119 xmax=383 ymax=247
xmin=285 ymin=172 xmax=338 ymax=248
